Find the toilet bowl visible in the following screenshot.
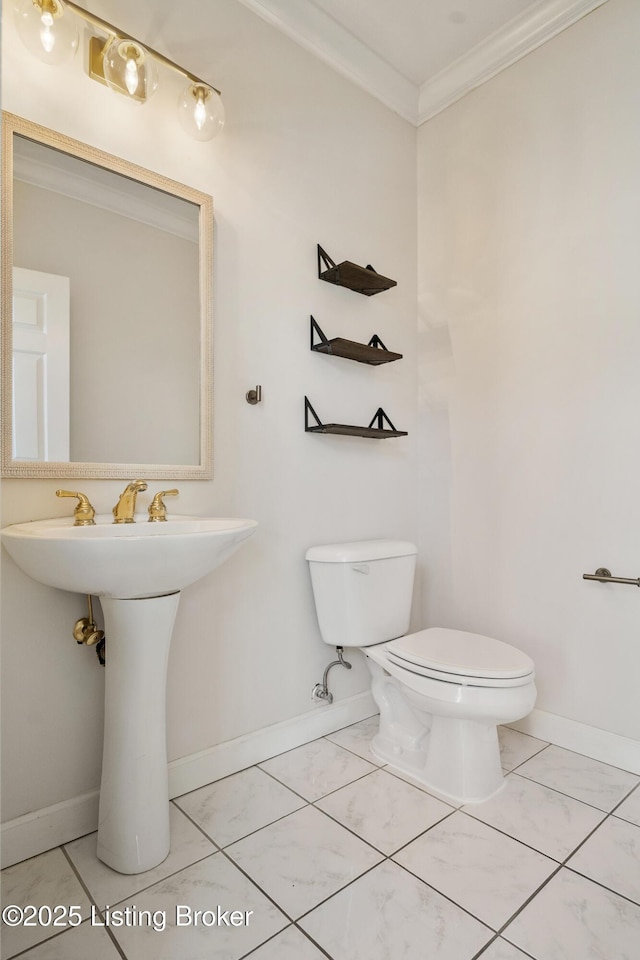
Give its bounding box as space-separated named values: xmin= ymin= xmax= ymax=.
xmin=306 ymin=540 xmax=536 ymax=804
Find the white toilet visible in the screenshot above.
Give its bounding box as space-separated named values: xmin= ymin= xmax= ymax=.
xmin=306 ymin=539 xmax=536 ymax=803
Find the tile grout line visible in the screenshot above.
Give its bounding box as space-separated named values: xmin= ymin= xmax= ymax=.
xmin=563 ymin=862 xmax=640 ymax=909
xmin=61 ymin=845 xmax=129 ymax=960
xmin=609 ymin=779 xmax=640 ymax=815
xmin=172 ymin=760 xmax=262 ymax=800
xmin=257 ymin=757 xmax=381 ymax=805
xmin=468 ymin=933 xmax=502 ymax=960
xmin=0 ymin=918 xmax=110 ymax=960
xmin=102 ymin=848 xmax=221 ymax=910
xmin=514 ymin=739 xmax=640 ymax=777
xmin=495 ymin=862 xmax=564 ymax=939
xmin=1 ymin=847 xmax=127 ymax=960
xmin=455 ymin=806 xmax=566 ymax=863
xmin=172 ymin=792 xmax=308 ymax=853
xmin=216 ymin=845 xmax=297 ymax=925
xmin=390 ymin=855 xmax=506 ymax=936
xmin=367 ymin=763 xmax=464 ymax=807
xmin=238 ymin=922 xmax=336 ymax=960
xmin=476 ymin=933 xmax=539 ymax=960
xmin=508 ymin=768 xmax=638 ymax=813
xmin=292 ymin=858 xmax=389 ymax=926
xmin=308 ymin=794 xmax=457 ymax=861
xmin=469 ymin=931 xmax=539 ymax=960
xmin=220 ymin=816 xmax=391 ymax=928
xmin=503 ymin=740 xmax=553 ymax=773
xmin=494 ymin=805 xmax=640 ymax=943
xmin=290 ymin=922 xmax=337 ymax=960
xmin=235 ymin=923 xmax=293 ymax=960
xmin=380 ymin=806 xmax=459 ymax=859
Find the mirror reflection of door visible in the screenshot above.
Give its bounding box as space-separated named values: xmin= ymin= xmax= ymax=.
xmin=12 ymin=266 xmax=70 ymax=461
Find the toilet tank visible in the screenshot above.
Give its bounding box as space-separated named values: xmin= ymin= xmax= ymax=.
xmin=306 ymin=540 xmax=417 ymax=648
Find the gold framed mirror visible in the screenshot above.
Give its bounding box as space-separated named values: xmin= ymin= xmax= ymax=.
xmin=1 ymin=112 xmax=213 ymax=479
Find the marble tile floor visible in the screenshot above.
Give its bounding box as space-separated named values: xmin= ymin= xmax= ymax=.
xmin=2 ymin=719 xmax=640 ymax=960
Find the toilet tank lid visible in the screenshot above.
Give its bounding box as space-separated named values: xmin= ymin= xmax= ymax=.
xmin=305 ymin=539 xmax=417 ymax=563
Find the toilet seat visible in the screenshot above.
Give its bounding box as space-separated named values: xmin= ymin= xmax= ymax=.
xmin=385 ymin=628 xmax=535 ymax=689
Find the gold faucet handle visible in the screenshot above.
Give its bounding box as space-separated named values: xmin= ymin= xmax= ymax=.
xmin=56 ymin=490 xmax=96 ymax=526
xmin=148 ymin=489 xmax=179 ymax=522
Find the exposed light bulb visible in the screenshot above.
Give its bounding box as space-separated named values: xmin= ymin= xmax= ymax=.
xmin=124 ymin=53 xmax=139 ymax=96
xmin=15 ymin=0 xmax=78 ymax=65
xmin=177 ymin=83 xmax=225 ymax=141
xmin=193 ymin=89 xmax=208 ymax=132
xmin=102 ymin=38 xmax=158 ymax=102
xmin=40 ymin=9 xmax=55 ymax=53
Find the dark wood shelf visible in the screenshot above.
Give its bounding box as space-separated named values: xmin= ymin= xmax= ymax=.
xmin=306 ymin=422 xmax=408 ymax=439
xmin=305 ymin=397 xmax=407 ymax=439
xmin=314 ymin=338 xmax=402 ymax=364
xmin=317 ymin=245 xmax=396 ymax=296
xmin=310 ymin=317 xmax=402 ymax=365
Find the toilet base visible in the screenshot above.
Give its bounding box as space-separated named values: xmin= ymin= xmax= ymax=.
xmin=371 ymin=716 xmax=505 ymax=804
xmin=366 ymin=652 xmax=535 ymax=804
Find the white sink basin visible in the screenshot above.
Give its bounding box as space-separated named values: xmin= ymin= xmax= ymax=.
xmin=1 ymin=515 xmax=258 ymax=599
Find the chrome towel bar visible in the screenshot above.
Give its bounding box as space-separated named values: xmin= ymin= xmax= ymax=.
xmin=583 ymin=567 xmax=640 ymax=587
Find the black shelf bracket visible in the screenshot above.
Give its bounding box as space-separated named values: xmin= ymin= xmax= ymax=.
xmin=305 ymin=396 xmax=324 ymax=431
xmin=368 ymin=407 xmax=400 ymax=432
xmin=310 ymin=315 xmax=330 ymax=351
xmin=317 ymin=245 xmax=337 ymax=277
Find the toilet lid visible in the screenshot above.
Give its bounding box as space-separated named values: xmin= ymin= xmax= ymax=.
xmin=386 ymin=628 xmax=534 ymax=682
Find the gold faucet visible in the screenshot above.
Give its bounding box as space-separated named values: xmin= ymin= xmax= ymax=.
xmin=112 ymin=480 xmax=148 ymax=523
xmin=148 ymin=489 xmax=179 ymax=522
xmin=56 ymin=490 xmax=96 ymax=526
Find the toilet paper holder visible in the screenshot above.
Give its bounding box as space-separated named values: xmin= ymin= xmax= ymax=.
xmin=582 ymin=568 xmax=640 ymax=587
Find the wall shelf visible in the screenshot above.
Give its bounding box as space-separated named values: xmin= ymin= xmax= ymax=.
xmin=317 ymin=245 xmax=397 ymax=296
xmin=310 ymin=317 xmax=402 ymax=366
xmin=305 ymin=397 xmax=407 ymax=439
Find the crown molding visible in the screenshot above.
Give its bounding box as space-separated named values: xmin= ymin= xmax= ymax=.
xmin=235 ymin=0 xmax=419 ymax=124
xmin=237 ymin=0 xmax=609 ymax=128
xmin=13 ymin=152 xmax=199 ymax=242
xmin=418 ymin=0 xmax=610 ymax=124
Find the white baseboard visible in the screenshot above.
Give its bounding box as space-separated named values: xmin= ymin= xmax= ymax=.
xmin=510 ymin=708 xmax=640 ymax=775
xmin=167 ymin=690 xmax=377 ymax=798
xmin=1 ymin=691 xmax=376 ymax=869
xmin=0 ymin=791 xmax=100 ymax=871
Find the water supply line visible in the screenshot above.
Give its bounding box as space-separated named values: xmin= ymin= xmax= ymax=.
xmin=312 ymin=646 xmax=352 ymax=704
xmin=73 ymin=595 xmax=106 ymax=664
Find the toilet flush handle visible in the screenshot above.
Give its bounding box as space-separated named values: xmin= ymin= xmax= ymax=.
xmin=352 ymin=564 xmax=370 ymax=574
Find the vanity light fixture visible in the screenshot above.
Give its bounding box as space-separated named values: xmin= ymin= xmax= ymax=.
xmin=14 ymin=0 xmax=225 ymax=140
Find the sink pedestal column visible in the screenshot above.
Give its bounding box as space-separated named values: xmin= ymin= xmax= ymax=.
xmin=97 ymin=593 xmax=180 ymax=874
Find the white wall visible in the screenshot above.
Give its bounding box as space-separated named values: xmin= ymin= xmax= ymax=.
xmin=1 ymin=0 xmax=417 ymax=825
xmin=417 ymin=0 xmax=640 ymax=742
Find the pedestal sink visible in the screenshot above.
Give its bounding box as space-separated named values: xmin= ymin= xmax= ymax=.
xmin=1 ymin=515 xmax=257 ymax=874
